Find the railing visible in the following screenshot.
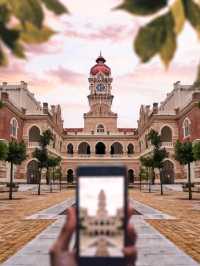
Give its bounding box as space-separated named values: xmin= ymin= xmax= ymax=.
xmin=28 ymin=141 xmax=40 ymax=148
xmin=162 ymin=142 xmax=174 ymax=148
xmin=65 ymin=153 xmax=137 ymax=159
xmin=139 ymin=142 xmax=174 ymax=157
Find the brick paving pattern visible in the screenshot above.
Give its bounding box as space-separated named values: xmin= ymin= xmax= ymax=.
xmin=130 ymin=189 xmax=200 ymax=263
xmin=0 ymin=189 xmax=75 ymax=263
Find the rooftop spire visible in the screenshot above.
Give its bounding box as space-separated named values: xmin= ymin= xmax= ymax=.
xmin=96 ymin=52 xmax=106 ymax=64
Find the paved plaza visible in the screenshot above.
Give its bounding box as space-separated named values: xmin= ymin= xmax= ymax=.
xmin=0 ymin=188 xmax=200 ymax=266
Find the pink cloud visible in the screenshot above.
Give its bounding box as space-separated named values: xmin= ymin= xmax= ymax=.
xmin=63 ymin=22 xmax=138 ymax=42
xmin=47 ymin=67 xmax=86 ymax=86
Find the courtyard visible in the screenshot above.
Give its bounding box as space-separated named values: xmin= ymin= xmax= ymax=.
xmin=0 ymin=185 xmax=200 ymax=266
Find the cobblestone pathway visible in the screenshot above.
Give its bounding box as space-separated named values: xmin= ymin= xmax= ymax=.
xmin=0 ymin=189 xmax=75 ymax=263
xmin=130 ymin=190 xmax=200 ymax=263
xmin=1 ymin=197 xmax=199 ymax=266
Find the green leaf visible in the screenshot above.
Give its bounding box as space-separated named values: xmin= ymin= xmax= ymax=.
xmin=0 ymin=25 xmax=20 ymax=51
xmin=20 ymin=22 xmax=54 ymax=44
xmin=183 ymin=0 xmax=200 ymax=37
xmin=12 ymin=42 xmax=26 ymax=58
xmin=41 ymin=0 xmax=68 ymax=14
xmin=171 ymin=0 xmax=185 ymax=34
xmin=0 ymin=45 xmax=7 ymax=66
xmin=8 ymin=0 xmax=44 ymax=28
xmin=193 ymin=63 xmax=200 ymax=87
xmin=0 ymin=4 xmax=11 ymax=23
xmin=134 ymin=11 xmax=176 ymax=65
xmin=116 ymin=0 xmax=168 ymax=16
xmin=160 ymin=28 xmax=176 ymax=67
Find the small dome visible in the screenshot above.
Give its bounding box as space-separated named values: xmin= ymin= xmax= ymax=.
xmin=90 ymin=54 xmax=111 ymax=76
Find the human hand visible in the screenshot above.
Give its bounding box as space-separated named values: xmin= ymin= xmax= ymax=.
xmin=50 ymin=206 xmax=137 ymax=266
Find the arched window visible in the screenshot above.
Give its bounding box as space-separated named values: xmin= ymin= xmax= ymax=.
xmin=128 ymin=169 xmax=134 ymax=183
xmin=29 ymin=126 xmax=40 ymax=142
xmin=10 ymin=118 xmax=18 ymax=138
xmin=96 ymin=142 xmax=106 ymax=154
xmin=67 ymin=169 xmax=74 ymax=183
xmin=110 ymin=142 xmax=123 ymax=155
xmin=161 ymin=126 xmax=172 ymax=142
xmin=67 ymin=143 xmax=74 ymax=154
xmin=97 ymin=124 xmax=105 ymax=133
xmin=183 ymin=118 xmax=191 ymax=138
xmin=78 ymin=142 xmax=91 ymax=154
xmin=127 ymin=144 xmax=134 ymax=155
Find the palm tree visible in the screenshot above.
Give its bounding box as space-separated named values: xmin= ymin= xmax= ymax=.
xmin=6 ymin=140 xmax=26 ymax=199
xmin=175 ymin=140 xmax=195 ymax=200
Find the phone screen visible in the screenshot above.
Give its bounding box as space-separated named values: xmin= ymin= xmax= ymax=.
xmin=78 ymin=176 xmax=124 ymax=258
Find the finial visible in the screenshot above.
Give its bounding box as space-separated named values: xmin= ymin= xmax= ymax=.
xmin=100 ymin=50 xmax=102 ymax=57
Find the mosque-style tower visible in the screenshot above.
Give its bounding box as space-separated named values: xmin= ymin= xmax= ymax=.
xmin=84 ymin=54 xmax=118 ymax=133
xmin=97 ymin=189 xmax=108 ymax=217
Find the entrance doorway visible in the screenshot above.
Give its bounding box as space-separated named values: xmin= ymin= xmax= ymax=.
xmin=27 ymin=160 xmax=39 ymax=184
xmin=160 ymin=160 xmax=175 ymax=184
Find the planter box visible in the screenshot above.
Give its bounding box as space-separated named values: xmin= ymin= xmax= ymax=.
xmin=0 ymin=186 xmax=18 ymax=192
xmin=182 ymin=186 xmax=200 ymax=193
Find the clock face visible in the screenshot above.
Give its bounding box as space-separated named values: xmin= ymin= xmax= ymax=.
xmin=96 ymin=83 xmax=106 ymax=92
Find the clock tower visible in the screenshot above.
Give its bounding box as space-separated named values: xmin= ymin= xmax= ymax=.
xmin=84 ymin=54 xmax=118 ymax=133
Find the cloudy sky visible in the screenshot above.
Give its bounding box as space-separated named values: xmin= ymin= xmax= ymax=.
xmin=79 ymin=177 xmax=123 ymax=216
xmin=1 ymin=0 xmax=200 ymax=128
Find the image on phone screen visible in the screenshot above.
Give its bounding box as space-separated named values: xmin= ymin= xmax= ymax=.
xmin=79 ymin=176 xmax=124 ymax=257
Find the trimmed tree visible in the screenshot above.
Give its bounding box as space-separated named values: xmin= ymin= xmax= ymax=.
xmin=148 ymin=129 xmax=168 ymax=195
xmin=0 ymin=100 xmax=4 ymax=109
xmin=6 ymin=140 xmax=26 ymax=200
xmin=0 ymin=140 xmax=8 ymax=161
xmin=47 ymin=156 xmax=61 ymax=192
xmin=32 ymin=129 xmax=53 ymax=195
xmin=193 ymin=141 xmax=200 ymax=161
xmin=140 ymin=156 xmax=154 ymax=193
xmin=175 ymin=140 xmax=195 ymax=200
xmin=139 ymin=166 xmax=148 ymax=191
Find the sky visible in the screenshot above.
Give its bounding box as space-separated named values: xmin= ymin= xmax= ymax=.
xmin=1 ymin=0 xmax=200 ymax=128
xmin=79 ymin=177 xmax=123 ymax=216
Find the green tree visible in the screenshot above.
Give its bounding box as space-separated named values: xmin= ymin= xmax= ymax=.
xmin=32 ymin=129 xmax=53 ymax=195
xmin=138 ymin=166 xmax=148 ymax=191
xmin=117 ymin=0 xmax=200 ymax=85
xmin=6 ymin=140 xmax=26 ymax=199
xmin=0 ymin=140 xmax=8 ymax=160
xmin=0 ymin=0 xmax=68 ymax=66
xmin=148 ymin=129 xmax=168 ymax=195
xmin=0 ymin=100 xmax=4 ymax=108
xmin=140 ymin=155 xmax=154 ymax=192
xmin=47 ymin=155 xmax=61 ymax=192
xmin=175 ymin=140 xmax=195 ymax=200
xmin=193 ymin=141 xmax=200 ymax=161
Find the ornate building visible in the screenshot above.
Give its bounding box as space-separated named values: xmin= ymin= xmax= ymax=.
xmin=61 ymin=54 xmax=139 ymax=182
xmin=80 ymin=189 xmax=123 ymax=256
xmin=0 ymin=55 xmax=200 ymax=183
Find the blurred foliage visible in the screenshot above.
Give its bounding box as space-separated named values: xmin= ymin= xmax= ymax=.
xmin=117 ymin=0 xmax=200 ymax=84
xmin=0 ymin=0 xmax=68 ymax=66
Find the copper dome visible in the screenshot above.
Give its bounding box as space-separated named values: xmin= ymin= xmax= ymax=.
xmin=90 ymin=54 xmax=111 ymax=76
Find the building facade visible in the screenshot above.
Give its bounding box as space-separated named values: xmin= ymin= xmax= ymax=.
xmin=0 ymin=56 xmax=200 ymax=183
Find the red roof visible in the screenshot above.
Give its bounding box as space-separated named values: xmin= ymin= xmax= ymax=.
xmin=90 ymin=64 xmax=111 ymax=76
xmin=90 ymin=54 xmax=111 ymax=76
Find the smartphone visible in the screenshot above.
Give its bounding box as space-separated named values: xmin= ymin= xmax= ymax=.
xmin=76 ymin=165 xmax=128 ymax=266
